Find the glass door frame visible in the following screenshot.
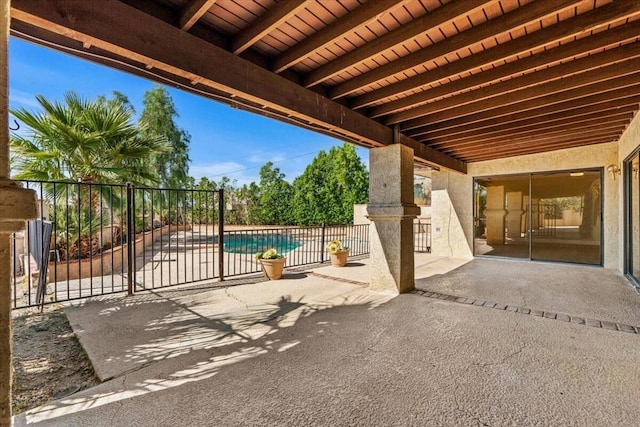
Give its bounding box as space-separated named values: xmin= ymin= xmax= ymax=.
xmin=623 ymin=148 xmax=640 ymax=289
xmin=473 ymin=167 xmax=604 ymax=266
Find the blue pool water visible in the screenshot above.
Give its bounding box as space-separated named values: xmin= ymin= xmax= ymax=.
xmin=223 ymin=233 xmax=302 ymax=254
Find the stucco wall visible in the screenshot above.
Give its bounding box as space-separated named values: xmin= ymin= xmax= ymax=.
xmin=431 ymin=171 xmax=473 ymax=258
xmin=618 ymin=112 xmax=640 ymax=161
xmin=432 ymin=142 xmax=621 ymax=269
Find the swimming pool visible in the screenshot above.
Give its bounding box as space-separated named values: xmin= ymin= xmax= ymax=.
xmin=223 ymin=233 xmax=302 ymax=254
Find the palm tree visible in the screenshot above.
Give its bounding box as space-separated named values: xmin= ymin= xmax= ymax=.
xmin=10 ymin=91 xmax=171 ymax=258
xmin=10 ymin=91 xmax=169 ymax=185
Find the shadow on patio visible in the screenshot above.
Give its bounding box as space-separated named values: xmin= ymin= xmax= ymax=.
xmin=15 ymin=270 xmax=392 ymax=425
xmin=13 ymin=254 xmax=640 ymax=426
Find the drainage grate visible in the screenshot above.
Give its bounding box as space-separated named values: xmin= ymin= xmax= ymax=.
xmin=414 ymin=289 xmax=639 ymax=335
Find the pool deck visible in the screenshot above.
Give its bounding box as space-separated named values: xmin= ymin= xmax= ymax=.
xmin=13 ymin=254 xmax=640 ymax=426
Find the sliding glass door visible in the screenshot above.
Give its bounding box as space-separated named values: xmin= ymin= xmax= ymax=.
xmin=474 ymin=175 xmax=529 ymax=259
xmin=530 ymin=171 xmax=602 ymax=264
xmin=474 ymin=169 xmax=603 ymax=265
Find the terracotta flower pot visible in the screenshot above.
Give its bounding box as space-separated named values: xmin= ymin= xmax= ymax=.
xmin=330 ymin=249 xmax=349 ymax=267
xmin=260 ymin=257 xmax=286 ymax=280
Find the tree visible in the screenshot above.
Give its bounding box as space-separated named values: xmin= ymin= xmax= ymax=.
xmin=292 ymin=143 xmax=368 ymax=225
xmin=236 ymin=182 xmax=261 ymax=225
xmin=191 ymin=177 xmax=217 ymax=224
xmin=10 ymin=91 xmax=168 ymax=186
xmin=138 ymin=86 xmax=191 ymax=189
xmin=257 ymin=162 xmax=293 ymax=225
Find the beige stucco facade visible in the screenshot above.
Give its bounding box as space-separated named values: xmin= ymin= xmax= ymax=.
xmin=431 ymin=112 xmax=640 ymax=273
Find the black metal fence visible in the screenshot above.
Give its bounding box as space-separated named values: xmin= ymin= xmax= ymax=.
xmin=414 ymin=220 xmax=432 ymax=253
xmin=223 ymin=224 xmax=370 ymax=277
xmin=11 ymin=180 xmax=431 ymax=309
xmin=10 ymin=180 xmax=222 ymax=308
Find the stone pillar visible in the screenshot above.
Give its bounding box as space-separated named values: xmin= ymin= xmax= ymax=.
xmin=484 ymin=185 xmax=506 ymax=245
xmin=0 ymin=2 xmax=38 ymax=425
xmin=366 ymin=145 xmax=420 ymax=293
xmin=505 ymin=191 xmax=524 ymax=239
xmin=521 ymin=195 xmax=529 ymax=236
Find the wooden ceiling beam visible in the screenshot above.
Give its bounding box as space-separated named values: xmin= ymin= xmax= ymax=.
xmin=428 ymin=112 xmax=635 ymax=149
xmin=444 ymin=126 xmax=626 ymax=157
xmin=433 ymin=120 xmax=632 ymax=152
xmin=368 ymin=23 xmax=640 ymax=118
xmin=351 ymin=0 xmax=640 ymax=109
xmin=391 ymin=50 xmax=640 ymax=127
xmin=302 ymin=0 xmax=490 ymax=88
xmin=421 ymin=104 xmax=638 ymax=144
xmin=179 ymin=0 xmax=217 ymax=31
xmin=272 ymin=0 xmax=408 ymax=73
xmin=329 ymin=0 xmax=581 ymax=100
xmin=462 ymin=139 xmax=616 ymax=162
xmin=408 ymin=96 xmax=640 ymax=139
xmin=10 ymin=0 xmax=466 ymax=173
xmin=232 ymin=0 xmax=309 ymax=55
xmin=401 ymin=73 xmax=640 ymax=132
xmin=453 ymin=134 xmax=622 ymax=160
xmin=461 ymin=136 xmax=620 ymax=162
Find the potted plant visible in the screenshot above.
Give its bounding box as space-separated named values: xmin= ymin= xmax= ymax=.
xmin=255 ymin=248 xmax=286 ymax=280
xmin=327 ymin=239 xmax=349 ymax=267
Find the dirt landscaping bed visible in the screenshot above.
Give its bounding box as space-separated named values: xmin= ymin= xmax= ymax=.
xmin=11 ymin=305 xmax=98 ymax=414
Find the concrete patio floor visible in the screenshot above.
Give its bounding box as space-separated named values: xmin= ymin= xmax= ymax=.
xmin=14 ymin=255 xmax=640 ymax=426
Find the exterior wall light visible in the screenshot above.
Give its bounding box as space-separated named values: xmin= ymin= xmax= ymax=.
xmin=607 ymin=164 xmax=621 ymax=180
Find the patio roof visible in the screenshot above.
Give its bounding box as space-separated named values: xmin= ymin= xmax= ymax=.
xmin=9 ymin=0 xmax=640 ymax=173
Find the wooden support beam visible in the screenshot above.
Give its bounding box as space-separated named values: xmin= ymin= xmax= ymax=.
xmin=272 ymin=0 xmax=407 ymax=73
xmin=302 ymin=0 xmax=490 ymax=88
xmin=455 ymin=134 xmax=622 ymax=159
xmin=372 ymin=23 xmax=640 ymax=119
xmin=329 ymin=0 xmax=581 ymax=100
xmin=462 ymin=139 xmax=618 ymax=162
xmin=445 ymin=126 xmax=626 ymax=157
xmin=232 ymin=0 xmax=308 ymax=55
xmin=432 ymin=118 xmax=632 ymax=150
xmin=351 ymin=0 xmax=640 ymax=109
xmin=10 ymin=0 xmax=466 ymax=173
xmin=387 ymin=46 xmax=640 ymax=126
xmin=408 ymin=96 xmax=640 ymax=139
xmin=401 ymin=73 xmax=640 ymax=132
xmin=460 ymin=136 xmax=620 ymax=162
xmin=180 ymin=0 xmax=217 ymax=31
xmin=423 ymin=108 xmax=638 ymax=147
xmin=429 ymin=113 xmax=634 ymax=148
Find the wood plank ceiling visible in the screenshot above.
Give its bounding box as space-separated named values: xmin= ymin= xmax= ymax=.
xmin=9 ymin=0 xmax=640 ymax=171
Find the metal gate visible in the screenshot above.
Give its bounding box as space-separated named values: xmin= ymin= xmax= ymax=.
xmin=10 ymin=180 xmax=222 ymax=308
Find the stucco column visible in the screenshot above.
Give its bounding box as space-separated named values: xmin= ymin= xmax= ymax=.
xmin=484 ymin=185 xmax=506 ymax=245
xmin=505 ymin=191 xmax=524 ymax=239
xmin=366 ymin=144 xmax=420 ymax=293
xmin=521 ymin=195 xmax=529 ymax=236
xmin=0 ymin=2 xmax=38 ymax=425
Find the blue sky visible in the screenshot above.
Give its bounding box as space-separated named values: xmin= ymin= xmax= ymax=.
xmin=9 ymin=37 xmax=369 ymax=186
